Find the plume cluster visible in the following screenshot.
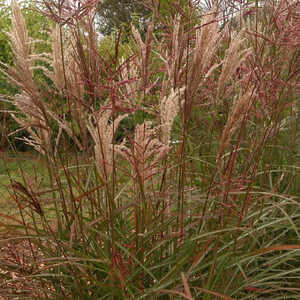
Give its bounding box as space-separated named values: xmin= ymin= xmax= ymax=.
xmin=87 ymin=106 xmax=127 ymax=182
xmin=217 ymin=89 xmax=255 ymax=167
xmin=217 ymin=29 xmax=251 ymax=100
xmin=116 ymin=122 xmax=169 ymax=184
xmin=131 ymin=20 xmax=154 ymax=88
xmin=5 ymin=0 xmax=51 ymax=154
xmin=50 ymin=24 xmax=65 ymax=92
xmin=160 ymin=87 xmax=185 ymax=145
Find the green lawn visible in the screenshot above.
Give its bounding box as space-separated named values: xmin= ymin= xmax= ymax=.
xmin=0 ymin=152 xmax=43 ymax=210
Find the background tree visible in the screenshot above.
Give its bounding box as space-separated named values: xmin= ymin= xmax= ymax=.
xmin=97 ymin=0 xmax=195 ymax=36
xmin=97 ymin=0 xmax=151 ymax=36
xmin=0 ymin=0 xmax=13 ymax=94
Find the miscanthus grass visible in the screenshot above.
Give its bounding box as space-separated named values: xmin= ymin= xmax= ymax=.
xmin=0 ymin=0 xmax=299 ymax=299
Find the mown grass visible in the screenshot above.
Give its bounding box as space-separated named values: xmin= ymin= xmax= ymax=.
xmin=0 ymin=0 xmax=300 ymax=299
xmin=0 ymin=152 xmax=41 ymax=203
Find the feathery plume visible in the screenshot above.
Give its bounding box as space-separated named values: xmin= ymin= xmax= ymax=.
xmin=116 ymin=122 xmax=169 ymax=184
xmin=169 ymin=14 xmax=181 ymax=88
xmin=6 ymin=0 xmax=36 ymax=94
xmin=50 ymin=24 xmax=65 ymax=91
xmin=160 ymin=87 xmax=185 ymax=145
xmin=6 ymin=1 xmax=51 ymax=154
xmin=119 ymin=56 xmax=140 ymax=106
xmin=11 ymin=92 xmax=51 ymax=154
xmin=217 ymin=30 xmax=251 ymax=100
xmin=188 ymin=8 xmax=223 ymax=97
xmin=87 ymin=106 xmax=127 ymax=182
xmin=217 ymin=89 xmax=254 ymax=166
xmin=131 ymin=21 xmax=154 ymax=87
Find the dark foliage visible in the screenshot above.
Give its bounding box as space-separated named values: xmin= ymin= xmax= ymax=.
xmin=97 ymin=0 xmax=151 ymax=35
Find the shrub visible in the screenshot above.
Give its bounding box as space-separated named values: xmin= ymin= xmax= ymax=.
xmin=0 ymin=0 xmax=299 ymax=299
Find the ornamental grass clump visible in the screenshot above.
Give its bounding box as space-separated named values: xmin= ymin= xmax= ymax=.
xmin=0 ymin=0 xmax=299 ymax=299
